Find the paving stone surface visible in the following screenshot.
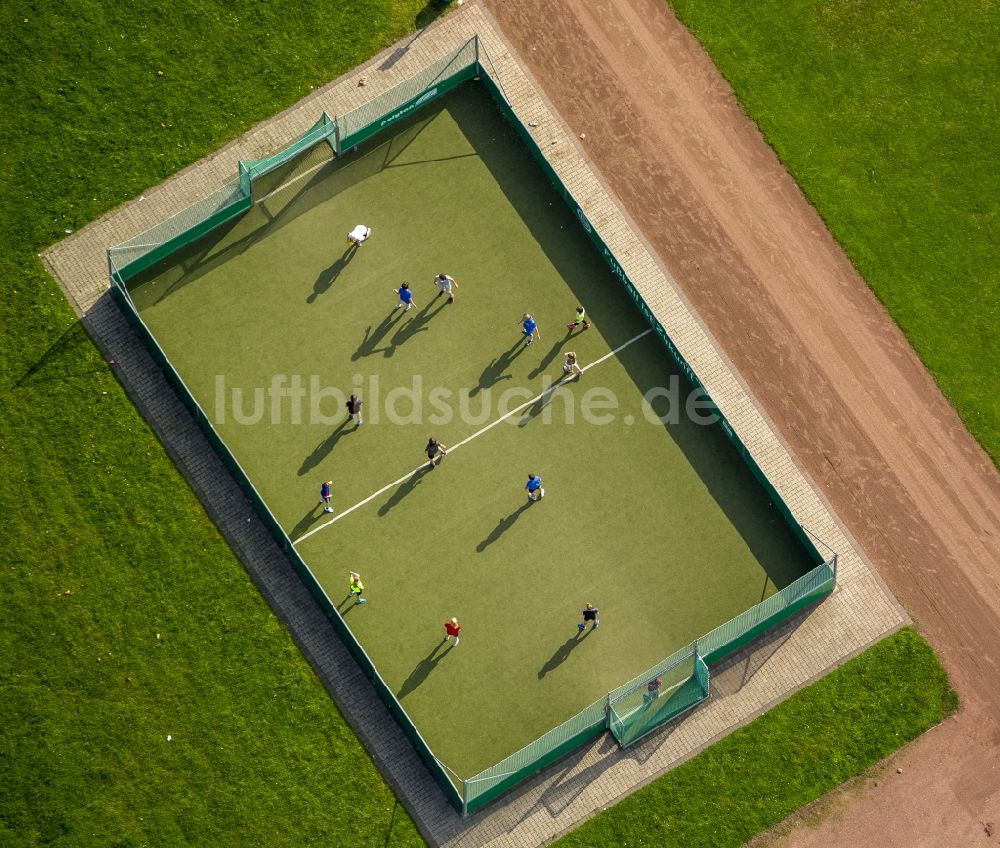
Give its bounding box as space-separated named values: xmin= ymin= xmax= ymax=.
xmin=44 ymin=5 xmax=908 ymax=846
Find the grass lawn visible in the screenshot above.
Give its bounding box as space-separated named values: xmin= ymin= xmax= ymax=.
xmin=553 ymin=627 xmax=956 ymax=848
xmin=0 ymin=0 xmax=965 ymax=844
xmin=127 ymin=84 xmax=817 ymax=776
xmin=668 ymin=0 xmax=1000 ymax=463
xmin=1 ymin=2 xmax=448 ymax=845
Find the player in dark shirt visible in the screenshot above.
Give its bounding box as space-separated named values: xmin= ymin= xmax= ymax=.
xmin=346 ymin=393 xmax=363 ymax=427
xmin=426 ymin=437 xmax=448 ymax=468
xmin=579 ymin=603 xmax=600 ymax=632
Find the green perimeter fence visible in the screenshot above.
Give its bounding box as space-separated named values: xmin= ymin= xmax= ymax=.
xmin=107 ymin=36 xmax=837 ymax=816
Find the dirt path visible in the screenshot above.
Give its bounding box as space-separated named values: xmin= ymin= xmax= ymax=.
xmin=483 ymin=0 xmax=1000 ymax=843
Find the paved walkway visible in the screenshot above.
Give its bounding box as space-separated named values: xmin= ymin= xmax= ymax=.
xmin=44 ymin=4 xmax=907 ymax=846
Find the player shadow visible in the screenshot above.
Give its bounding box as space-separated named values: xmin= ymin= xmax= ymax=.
xmin=352 ymin=313 xmax=397 ymax=360
xmin=288 ymin=505 xmax=332 ymax=541
xmin=517 ymin=738 xmax=618 ymax=825
xmin=374 ymin=1 xmax=445 ymax=74
xmin=10 ymin=321 xmax=93 ymax=389
xmin=297 ymin=416 xmax=354 ymax=476
xmin=537 ymin=629 xmax=592 ymax=679
xmin=338 ymin=595 xmax=365 ymax=615
xmin=469 ymin=339 xmax=527 ymax=397
xmin=527 ymin=334 xmax=572 ymax=380
xmin=378 ymin=466 xmax=432 ymax=516
xmin=475 ymin=501 xmax=532 ymax=552
xmin=415 ymin=1 xmax=447 ymax=29
xmin=385 ymin=298 xmax=447 ymax=353
xmin=518 ymin=379 xmax=574 ymax=428
xmin=307 ymin=245 xmax=358 ymax=303
xmin=397 ymin=639 xmax=454 ymax=699
xmin=709 ymin=602 xmax=816 ymax=698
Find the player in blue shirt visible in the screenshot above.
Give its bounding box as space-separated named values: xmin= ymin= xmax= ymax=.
xmin=518 ymin=313 xmax=540 ymax=345
xmin=525 ymin=472 xmax=544 ymax=502
xmin=320 ymin=480 xmax=334 ymax=514
xmin=394 ymin=281 xmax=416 ymax=311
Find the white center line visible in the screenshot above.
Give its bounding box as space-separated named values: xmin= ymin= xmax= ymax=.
xmin=292 ymin=328 xmax=652 ymax=545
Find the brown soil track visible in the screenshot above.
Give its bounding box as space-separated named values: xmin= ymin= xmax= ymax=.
xmin=484 ymin=0 xmax=1000 ymax=844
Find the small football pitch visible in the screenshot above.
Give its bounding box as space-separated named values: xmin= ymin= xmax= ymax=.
xmin=127 ymin=83 xmax=815 ymax=778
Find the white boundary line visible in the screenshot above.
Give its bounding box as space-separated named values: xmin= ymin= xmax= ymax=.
xmin=293 ymin=328 xmax=652 ymax=545
xmin=256 ymin=156 xmax=333 ymax=204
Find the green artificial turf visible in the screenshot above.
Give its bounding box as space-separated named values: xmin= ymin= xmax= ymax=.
xmin=553 ymin=626 xmax=957 ymax=848
xmin=129 ymin=84 xmax=817 ymax=775
xmin=667 ymin=0 xmax=1000 ymax=463
xmin=2 ymin=1 xmax=451 ymax=845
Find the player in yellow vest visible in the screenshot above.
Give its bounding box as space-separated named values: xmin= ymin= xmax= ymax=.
xmin=348 ymin=571 xmax=367 ymax=605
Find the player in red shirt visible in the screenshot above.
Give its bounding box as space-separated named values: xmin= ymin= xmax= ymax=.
xmin=444 ymin=617 xmax=462 ymax=646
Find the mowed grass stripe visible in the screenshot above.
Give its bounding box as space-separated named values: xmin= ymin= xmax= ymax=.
xmin=2 ymin=2 xmax=448 ymax=845
xmin=669 ymin=0 xmax=1000 ymax=462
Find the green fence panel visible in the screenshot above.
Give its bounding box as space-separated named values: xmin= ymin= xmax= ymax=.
xmin=463 ymin=698 xmax=607 ymax=813
xmin=700 ymin=560 xmax=836 ymax=666
xmin=239 ymin=113 xmax=336 ymax=196
xmin=338 ymin=38 xmax=479 ymax=151
xmin=111 ymin=116 xmax=336 ymax=284
xmin=339 ymin=65 xmax=478 ymax=151
xmin=109 ymin=180 xmax=250 ymax=284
